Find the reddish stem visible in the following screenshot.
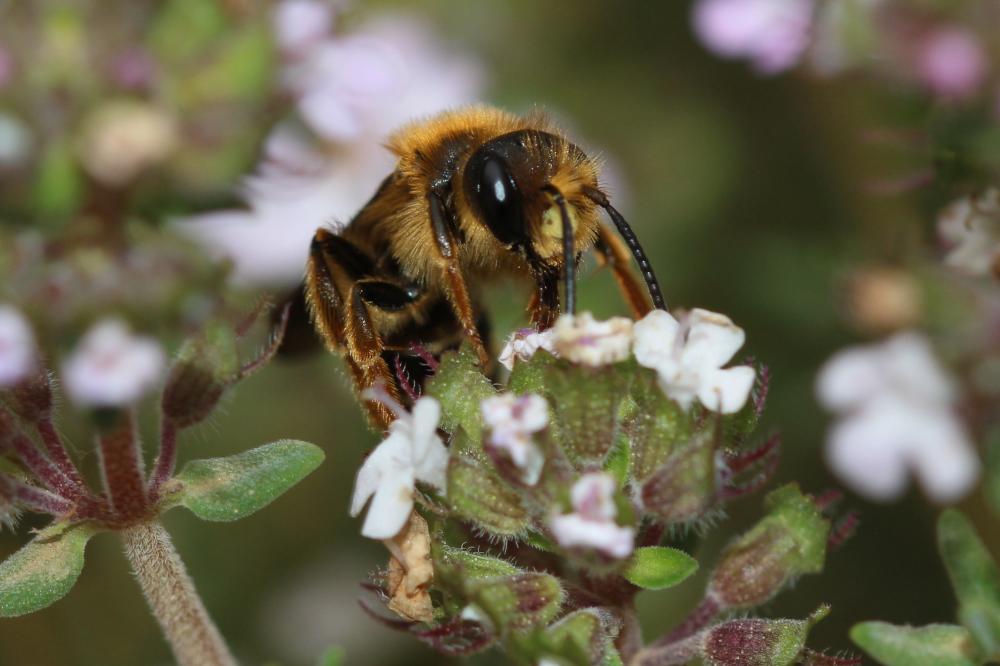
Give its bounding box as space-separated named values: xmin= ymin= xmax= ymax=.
xmin=149 ymin=417 xmax=178 ymax=497
xmin=10 ymin=434 xmax=80 ymax=500
xmin=0 ymin=474 xmax=74 ymax=516
xmin=98 ymin=410 xmax=149 ymax=521
xmin=36 ymin=417 xmax=88 ymax=493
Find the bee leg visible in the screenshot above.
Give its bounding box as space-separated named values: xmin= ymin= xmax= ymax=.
xmin=305 ymin=229 xmax=401 ymax=430
xmin=428 ymin=191 xmax=490 ymax=366
xmin=527 ymin=268 xmax=560 ymax=330
xmin=594 ymin=224 xmax=654 ymax=318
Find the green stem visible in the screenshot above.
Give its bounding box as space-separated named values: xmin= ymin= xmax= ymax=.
xmin=121 ymin=521 xmax=236 ymax=666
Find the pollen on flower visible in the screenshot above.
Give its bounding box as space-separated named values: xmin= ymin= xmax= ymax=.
xmin=0 ymin=305 xmax=37 ymax=388
xmin=552 ymin=313 xmax=633 ymax=367
xmin=498 ymin=328 xmax=556 ymax=370
xmin=481 ymin=393 xmax=548 ymax=484
xmin=633 ymin=308 xmax=755 ymax=414
xmin=550 ymin=472 xmax=635 ymax=559
xmin=61 ymin=318 xmax=166 ymax=408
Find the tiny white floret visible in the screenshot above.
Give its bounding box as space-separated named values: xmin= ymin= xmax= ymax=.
xmin=62 ymin=319 xmax=165 ymax=407
xmin=481 ymin=393 xmax=548 ymax=484
xmin=350 ymin=396 xmax=448 ymax=539
xmin=552 ymin=313 xmax=633 ymax=367
xmin=550 ymin=472 xmax=635 ymax=559
xmin=633 ymin=308 xmax=755 ymax=414
xmin=0 ymin=305 xmax=37 ymax=387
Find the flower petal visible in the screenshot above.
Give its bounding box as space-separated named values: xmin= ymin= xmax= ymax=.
xmin=415 ymin=437 xmax=449 ymax=495
xmin=409 ymin=396 xmax=442 ymax=461
xmin=697 ymin=365 xmax=756 ymax=414
xmin=681 ymin=309 xmax=746 ymax=369
xmin=815 ymin=346 xmax=884 ymax=413
xmin=633 ymin=309 xmax=680 ymax=369
xmin=824 ymin=407 xmax=911 ymax=502
xmin=360 ymin=467 xmax=415 ymax=539
xmin=550 ymin=514 xmax=635 ymax=559
xmin=350 ymin=432 xmax=409 ymax=517
xmin=908 ymin=411 xmax=980 ymax=504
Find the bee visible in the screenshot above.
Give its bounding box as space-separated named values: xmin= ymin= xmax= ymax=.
xmin=304 ymin=106 xmax=665 ymax=428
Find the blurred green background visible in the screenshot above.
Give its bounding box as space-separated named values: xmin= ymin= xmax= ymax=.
xmin=1 ymin=1 xmax=990 ymax=664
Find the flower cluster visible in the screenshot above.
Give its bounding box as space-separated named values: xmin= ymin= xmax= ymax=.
xmin=347 ymin=309 xmax=855 ymax=664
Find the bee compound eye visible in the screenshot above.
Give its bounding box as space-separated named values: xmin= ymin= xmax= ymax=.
xmin=476 ymin=155 xmax=525 ymax=247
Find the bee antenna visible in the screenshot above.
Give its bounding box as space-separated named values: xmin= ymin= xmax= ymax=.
xmin=584 ymin=186 xmax=666 ymax=311
xmin=542 ymin=185 xmax=576 ymax=315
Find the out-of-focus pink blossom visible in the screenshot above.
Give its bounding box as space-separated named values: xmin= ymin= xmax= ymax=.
xmin=273 ymin=0 xmax=334 ymax=56
xmin=284 ymin=15 xmax=484 ymax=143
xmin=108 ymin=48 xmax=156 ymax=90
xmin=692 ymin=0 xmax=815 ymax=74
xmin=816 ymin=333 xmax=979 ymax=503
xmin=62 ymin=319 xmax=166 ymax=408
xmin=179 ymin=13 xmax=484 ymax=287
xmin=916 ymin=27 xmax=988 ymax=100
xmin=481 ymin=393 xmax=548 ymax=485
xmin=0 ymin=305 xmax=37 ymax=388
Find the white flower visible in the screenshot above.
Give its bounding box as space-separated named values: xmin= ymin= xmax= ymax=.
xmin=498 ymin=328 xmax=557 ymax=371
xmin=938 ymin=188 xmax=1000 ymax=278
xmin=552 ymin=313 xmax=633 ymax=367
xmin=633 ymin=309 xmax=755 ymax=414
xmin=816 ymin=333 xmax=980 ymax=503
xmin=62 ymin=319 xmax=165 ymax=408
xmin=350 ymin=396 xmax=448 ymax=539
xmin=273 ymin=0 xmax=334 ymax=56
xmin=0 ymin=305 xmax=37 ymax=387
xmin=692 ymin=0 xmax=815 ymax=74
xmin=481 ymin=394 xmax=548 ymax=484
xmin=550 ymin=472 xmax=635 ymax=559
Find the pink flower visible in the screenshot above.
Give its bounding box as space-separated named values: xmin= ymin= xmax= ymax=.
xmin=283 ymin=15 xmax=484 ymax=143
xmin=481 ymin=394 xmax=548 ymax=484
xmin=498 ymin=328 xmax=556 ymax=371
xmin=273 ymin=0 xmax=334 ymax=56
xmin=62 ymin=319 xmax=166 ymax=408
xmin=692 ymin=0 xmax=815 ymax=74
xmin=550 ymin=473 xmax=635 ymax=559
xmin=916 ymin=27 xmax=988 ymax=100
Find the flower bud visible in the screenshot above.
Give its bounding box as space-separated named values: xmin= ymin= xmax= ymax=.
xmin=708 ymin=484 xmax=829 ymax=610
xmin=161 ymin=320 xmax=239 ymax=428
xmin=435 ymin=546 xmax=564 ymax=635
xmin=700 ymin=606 xmax=830 ymax=666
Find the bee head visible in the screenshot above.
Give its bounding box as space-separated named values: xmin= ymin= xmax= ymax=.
xmin=462 ymin=129 xmax=600 ymax=265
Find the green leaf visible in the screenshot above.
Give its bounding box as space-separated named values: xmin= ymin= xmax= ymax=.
xmin=0 ymin=521 xmax=99 ymax=617
xmin=169 ymin=440 xmax=324 ymax=521
xmin=938 ymin=509 xmax=1000 ymax=660
xmin=426 ymin=345 xmax=496 ymax=441
xmin=623 ymin=546 xmax=698 ymax=590
xmin=850 ymin=622 xmax=978 ymax=666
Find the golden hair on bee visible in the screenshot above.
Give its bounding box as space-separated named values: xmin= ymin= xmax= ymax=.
xmin=303 ymin=105 xmax=664 ymax=428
